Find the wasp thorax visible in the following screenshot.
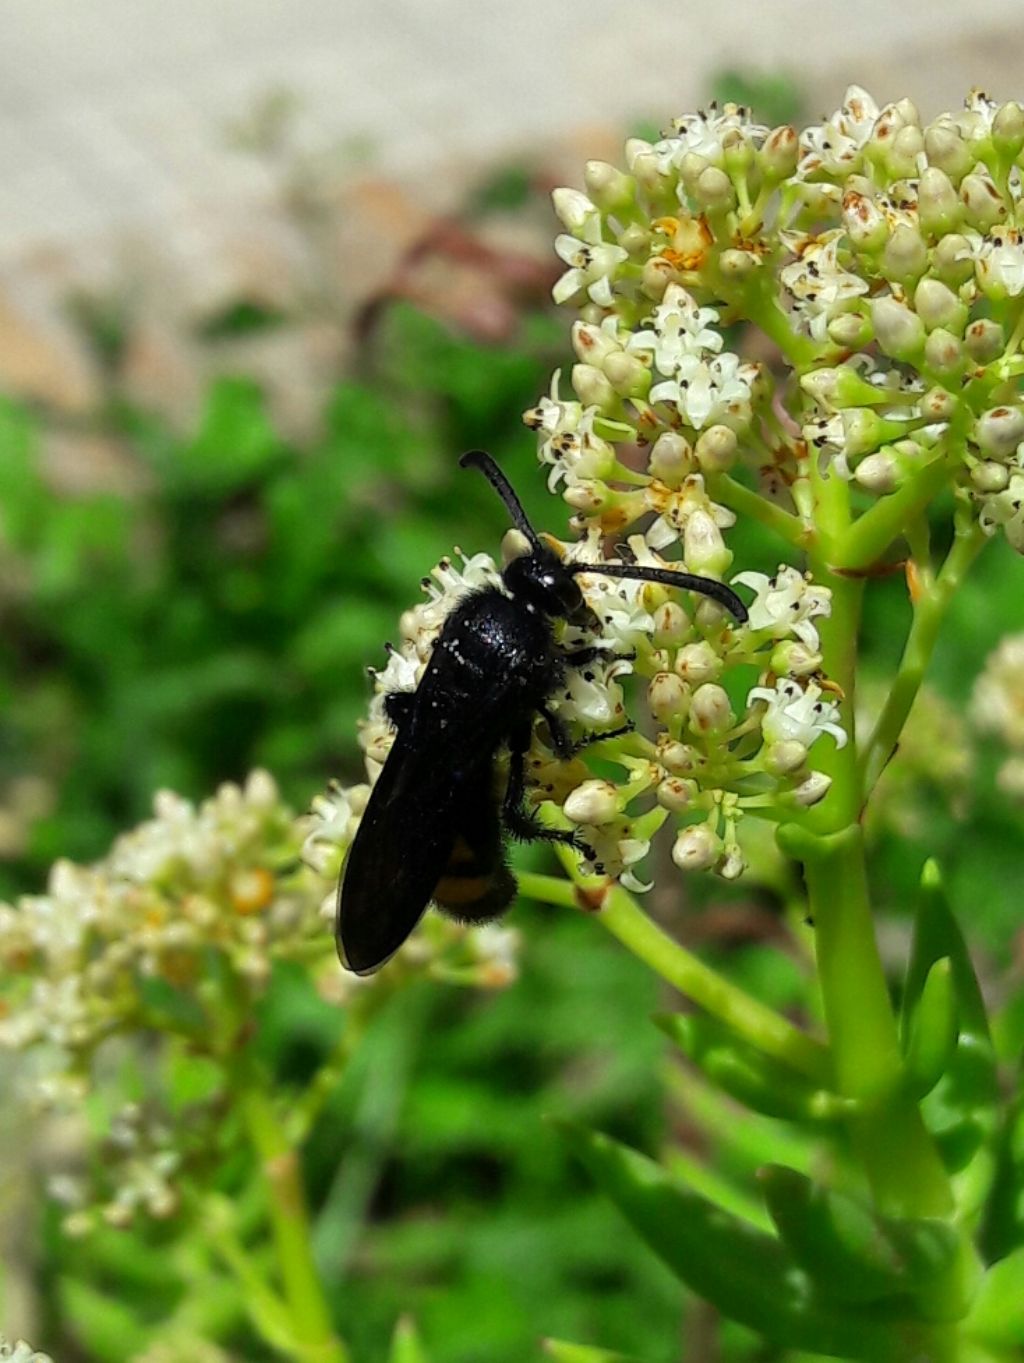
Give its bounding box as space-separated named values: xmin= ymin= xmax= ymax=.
xmin=503 ymin=550 xmax=583 ymax=616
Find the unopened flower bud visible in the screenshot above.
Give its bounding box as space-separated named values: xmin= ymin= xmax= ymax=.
xmin=924 ymin=123 xmax=972 ymax=182
xmin=572 ymin=320 xmax=620 ymax=366
xmin=648 ymin=431 xmax=695 ymax=484
xmin=675 ymin=640 xmax=722 ymax=685
xmin=854 ymin=451 xmax=902 ymax=493
xmin=648 ymin=671 xmax=690 ymax=724
xmin=717 ymin=846 xmax=747 ymax=880
xmin=801 ymin=365 xmax=879 ymax=411
xmin=920 ymin=386 xmax=958 ymax=421
xmin=652 ymin=599 xmax=690 ymax=643
xmin=842 ymin=408 xmax=892 ymax=457
xmin=696 ymin=166 xmax=735 ymax=210
xmin=971 ymin=460 xmax=1010 ymax=493
xmin=993 ymin=101 xmax=1024 ymax=156
xmin=917 ymin=166 xmax=961 ymax=235
xmin=618 ymin=223 xmax=651 ymax=257
xmin=870 ymin=296 xmax=925 ymax=360
xmin=604 ymin=351 xmax=652 ymax=398
xmin=683 ymin=509 xmax=732 ymax=576
xmin=842 ymin=189 xmax=888 ymax=250
xmin=827 ymin=311 xmax=873 ymax=348
xmin=678 ymin=151 xmax=710 ymax=192
xmin=690 ymin=683 xmax=733 ymax=735
xmin=657 ymin=777 xmax=697 ymax=812
xmin=890 ymin=124 xmax=925 ymax=177
xmin=672 ymin=824 xmax=722 ymax=871
xmin=761 ymin=124 xmax=798 ymax=179
xmin=694 ymin=424 xmax=738 ymax=472
xmin=961 ymin=172 xmax=1007 ymax=231
xmin=791 ymin=770 xmax=833 ymax=807
xmin=563 ymin=483 xmax=606 ymax=514
xmin=584 ymin=159 xmax=636 ymax=213
xmin=913 ymin=278 xmax=967 ymax=333
xmin=924 ymin=327 xmax=965 ymax=376
xmin=572 ymin=363 xmax=618 ymax=412
xmin=630 ymin=149 xmax=674 ymax=200
xmin=976 ymin=405 xmax=1024 ymax=459
xmin=552 ymin=187 xmax=600 ymax=234
xmin=764 ymin=739 xmax=809 ymax=775
xmin=932 ymin=232 xmax=975 ymax=284
xmin=657 ymin=739 xmax=699 ymax=775
xmin=564 ymin=779 xmax=619 ymax=825
xmin=769 ymin=640 xmax=822 ymax=678
xmin=641 ymin=255 xmax=677 ymax=301
xmin=965 ymin=318 xmax=1005 ymax=363
xmin=719 ymin=248 xmax=759 ymax=280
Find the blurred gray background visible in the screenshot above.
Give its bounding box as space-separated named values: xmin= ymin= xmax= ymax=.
xmin=1 ymin=0 xmax=1022 ymax=432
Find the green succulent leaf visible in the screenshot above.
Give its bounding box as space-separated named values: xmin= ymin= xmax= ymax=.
xmin=389 ymin=1315 xmax=431 ymax=1363
xmin=902 ymin=958 xmax=959 ymax=1100
xmin=759 ymin=1164 xmax=969 ymax=1320
xmin=964 ymin=1246 xmax=1024 ymax=1351
xmin=542 ymin=1339 xmax=652 ymax=1363
xmin=559 ymin=1121 xmax=935 ymax=1360
xmin=656 ymin=1011 xmax=847 ymax=1124
xmin=903 ymin=862 xmax=999 ymax=1213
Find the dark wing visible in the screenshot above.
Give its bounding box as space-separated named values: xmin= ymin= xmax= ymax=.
xmin=337 ymin=729 xmax=466 ymax=974
xmin=338 ymin=589 xmax=548 ymax=974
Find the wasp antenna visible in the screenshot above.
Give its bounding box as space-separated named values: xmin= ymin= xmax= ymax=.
xmin=459 ymin=450 xmax=542 ymax=549
xmin=569 ymin=561 xmax=749 ymax=623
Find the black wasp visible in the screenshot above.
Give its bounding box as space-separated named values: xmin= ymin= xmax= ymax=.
xmin=336 ymin=449 xmax=748 ymax=974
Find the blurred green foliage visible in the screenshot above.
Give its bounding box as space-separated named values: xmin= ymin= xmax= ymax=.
xmin=2 ymin=223 xmax=1023 ymax=1362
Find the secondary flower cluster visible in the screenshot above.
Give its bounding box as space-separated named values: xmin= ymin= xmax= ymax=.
xmin=314 ymin=529 xmax=843 ymax=899
xmin=971 ymin=632 xmax=1024 ymax=796
xmin=0 ymin=1342 xmax=54 ymax=1363
xmin=0 ymin=771 xmax=516 ymax=1231
xmin=541 ymin=87 xmax=1024 ymax=555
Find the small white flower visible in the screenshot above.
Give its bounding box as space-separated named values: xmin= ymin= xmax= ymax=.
xmin=732 ymin=565 xmax=832 ymax=651
xmin=552 ymin=207 xmax=629 ymax=307
xmin=978 ymin=470 xmax=1024 ymax=552
xmin=971 ymin=633 xmax=1024 ymax=748
xmin=797 ymin=86 xmax=880 ymax=179
xmin=525 ymin=372 xmax=614 ymax=491
xmin=626 ymin=285 xmax=722 ymax=375
xmin=0 ymin=1340 xmax=55 ymax=1363
xmin=747 ymin=678 xmax=848 ymax=750
xmin=974 ymin=227 xmax=1024 ymax=299
xmin=780 ymin=229 xmax=869 ymax=342
xmin=650 ymin=351 xmax=757 ymax=431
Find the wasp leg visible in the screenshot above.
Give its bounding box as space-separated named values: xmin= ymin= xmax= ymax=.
xmin=383 ymin=690 xmax=415 ymax=730
xmin=561 ymin=645 xmax=637 ymax=667
xmin=538 ymin=702 xmax=634 ymax=760
xmin=503 ymin=721 xmax=596 ymax=860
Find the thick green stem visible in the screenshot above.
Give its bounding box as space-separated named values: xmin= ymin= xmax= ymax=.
xmin=706 ymin=471 xmax=809 ymax=548
xmin=236 ymin=1069 xmax=349 ymax=1363
xmin=861 ymin=522 xmax=988 ymax=793
xmin=796 ymin=828 xmax=953 ymax=1217
xmin=519 ymin=869 xmax=829 ymax=1083
xmin=787 ymin=555 xmax=954 ymax=1219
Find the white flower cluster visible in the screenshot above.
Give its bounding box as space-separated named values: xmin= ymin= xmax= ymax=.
xmin=0 ymin=1341 xmax=54 ymax=1363
xmin=971 ymin=632 xmax=1024 ymax=796
xmin=0 ymin=772 xmax=318 ymax=1058
xmin=535 ymin=88 xmax=1024 ymax=557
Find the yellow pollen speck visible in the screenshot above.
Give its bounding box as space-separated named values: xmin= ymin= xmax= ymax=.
xmin=230 ymin=866 xmax=275 ymax=915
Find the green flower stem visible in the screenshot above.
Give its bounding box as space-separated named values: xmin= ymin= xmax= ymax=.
xmin=518 ymin=869 xmax=830 ymax=1083
xmin=234 ymin=1062 xmax=349 ymax=1363
xmin=707 ymin=472 xmax=808 ymax=547
xmin=793 ymin=827 xmax=953 ymax=1217
xmin=861 ymin=520 xmax=988 ymax=794
xmin=787 ymin=552 xmax=954 ymax=1219
xmin=835 ymin=445 xmax=960 ymax=571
